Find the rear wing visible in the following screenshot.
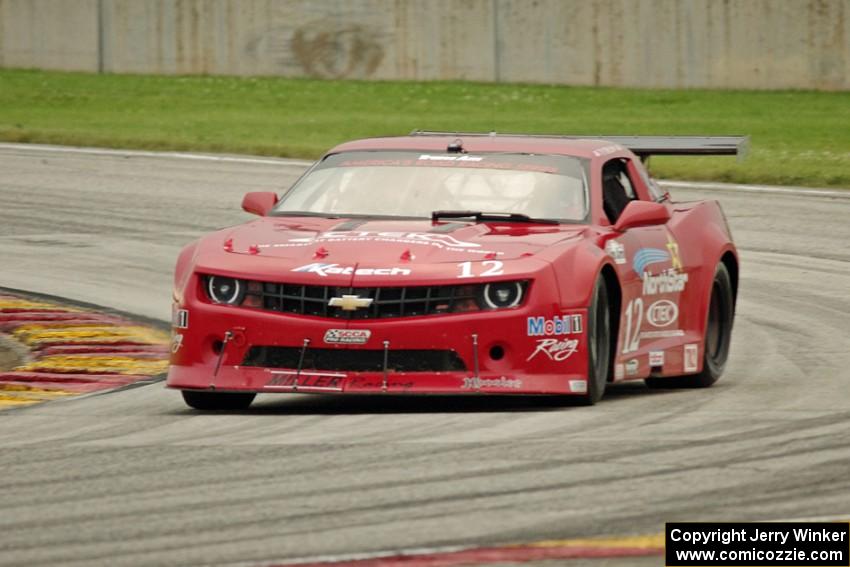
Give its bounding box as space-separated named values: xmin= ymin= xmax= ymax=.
xmin=409 ymin=131 xmax=749 ymax=160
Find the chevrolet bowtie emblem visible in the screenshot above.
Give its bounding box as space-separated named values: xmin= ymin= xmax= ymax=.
xmin=328 ymin=295 xmax=374 ymax=311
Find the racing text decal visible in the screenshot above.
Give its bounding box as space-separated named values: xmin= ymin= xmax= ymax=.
xmin=527 ymin=338 xmax=579 ymax=362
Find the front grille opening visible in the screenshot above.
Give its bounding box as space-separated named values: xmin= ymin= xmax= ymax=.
xmin=246 ymin=282 xmax=489 ymax=320
xmin=243 ymin=346 xmax=467 ymax=372
xmin=204 ymin=275 xmax=528 ymax=320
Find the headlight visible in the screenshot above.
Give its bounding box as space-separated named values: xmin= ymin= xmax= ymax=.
xmin=482 ymin=281 xmax=523 ymax=309
xmin=206 ymin=276 xmax=245 ymax=305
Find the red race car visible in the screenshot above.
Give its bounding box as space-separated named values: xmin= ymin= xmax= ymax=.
xmin=167 ymin=132 xmax=745 ymax=409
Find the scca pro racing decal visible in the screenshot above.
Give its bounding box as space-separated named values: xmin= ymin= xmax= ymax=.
xmin=323 ymin=329 xmax=371 ymax=345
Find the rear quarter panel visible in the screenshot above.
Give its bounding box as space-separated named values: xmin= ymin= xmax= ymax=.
xmin=669 ymin=199 xmax=737 ymax=361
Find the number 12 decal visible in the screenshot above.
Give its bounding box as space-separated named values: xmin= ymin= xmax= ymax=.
xmin=622 ymin=298 xmax=643 ymax=353
xmin=457 ymin=261 xmax=504 ymax=278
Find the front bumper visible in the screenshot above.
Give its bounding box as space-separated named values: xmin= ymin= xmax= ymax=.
xmin=167 ymin=280 xmax=590 ymax=396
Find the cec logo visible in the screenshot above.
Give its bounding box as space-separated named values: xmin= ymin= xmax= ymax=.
xmin=647 ymin=299 xmax=678 ymax=328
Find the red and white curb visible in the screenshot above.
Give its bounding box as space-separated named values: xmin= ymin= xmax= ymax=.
xmin=260 ymin=534 xmax=665 ymax=567
xmin=0 ymin=292 xmax=169 ymax=408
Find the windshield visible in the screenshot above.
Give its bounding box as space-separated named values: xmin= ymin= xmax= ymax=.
xmin=274 ymin=151 xmax=589 ymax=222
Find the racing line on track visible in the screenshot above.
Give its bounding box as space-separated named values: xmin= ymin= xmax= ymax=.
xmin=0 ymin=291 xmax=169 ymax=408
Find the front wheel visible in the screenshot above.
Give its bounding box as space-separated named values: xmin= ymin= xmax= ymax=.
xmin=646 ymin=262 xmax=734 ymax=389
xmin=580 ymin=276 xmax=612 ymax=405
xmin=181 ymin=390 xmax=256 ymax=410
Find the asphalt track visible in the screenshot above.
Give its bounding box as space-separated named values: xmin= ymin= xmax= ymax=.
xmin=1 ymin=144 xmax=849 ymax=567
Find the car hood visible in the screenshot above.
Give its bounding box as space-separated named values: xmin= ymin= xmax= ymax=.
xmin=219 ymin=217 xmax=586 ymax=264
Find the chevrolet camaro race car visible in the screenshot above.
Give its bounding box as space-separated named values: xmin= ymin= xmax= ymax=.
xmin=167 ymin=132 xmax=745 ymax=409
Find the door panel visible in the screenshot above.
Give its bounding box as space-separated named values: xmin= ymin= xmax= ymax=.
xmin=614 ymin=224 xmax=693 ymax=379
xmin=603 ymin=157 xmax=691 ymax=380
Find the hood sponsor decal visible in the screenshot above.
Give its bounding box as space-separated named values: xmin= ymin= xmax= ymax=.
xmin=462 ymin=376 xmax=523 ymax=390
xmin=292 ymin=231 xmax=479 ymax=248
xmin=261 ymin=230 xmax=505 ymax=256
xmin=323 ymin=329 xmax=371 ymax=344
xmin=647 ymin=299 xmax=678 ymax=328
xmin=292 ymin=263 xmax=411 ymax=277
xmin=527 ymin=338 xmax=579 ymax=362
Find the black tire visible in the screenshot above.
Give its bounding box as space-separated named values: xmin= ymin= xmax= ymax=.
xmin=181 ymin=390 xmax=256 ymax=410
xmin=646 ymin=262 xmax=734 ymax=389
xmin=580 ymin=276 xmax=612 ymax=405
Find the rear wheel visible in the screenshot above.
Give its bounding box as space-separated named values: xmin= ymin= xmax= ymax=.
xmin=181 ymin=390 xmax=256 ymax=410
xmin=581 ymin=277 xmax=612 ymax=405
xmin=646 ymin=262 xmax=734 ymax=389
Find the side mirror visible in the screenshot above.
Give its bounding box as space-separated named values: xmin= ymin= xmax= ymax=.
xmin=241 ymin=191 xmax=278 ymax=216
xmin=613 ymin=201 xmax=671 ymax=232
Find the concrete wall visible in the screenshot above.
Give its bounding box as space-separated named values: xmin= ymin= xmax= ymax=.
xmin=0 ymin=0 xmax=100 ymax=72
xmin=2 ymin=0 xmax=849 ymax=90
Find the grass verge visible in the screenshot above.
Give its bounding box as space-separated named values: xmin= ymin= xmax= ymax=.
xmin=1 ymin=69 xmax=849 ymax=187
